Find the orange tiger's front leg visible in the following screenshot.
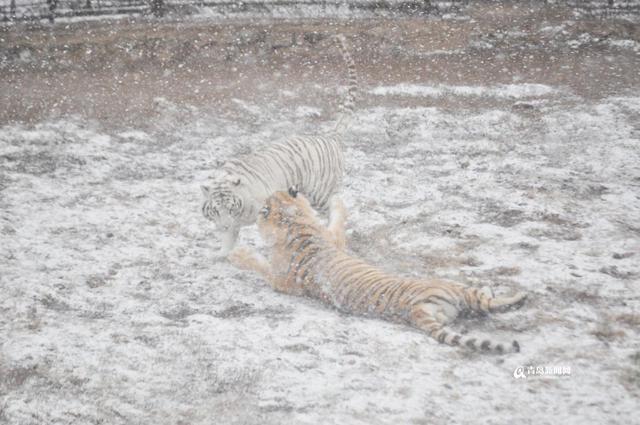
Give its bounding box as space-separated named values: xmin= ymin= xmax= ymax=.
xmin=228 ymin=246 xmax=275 ymax=283
xmin=228 ymin=246 xmax=296 ymax=295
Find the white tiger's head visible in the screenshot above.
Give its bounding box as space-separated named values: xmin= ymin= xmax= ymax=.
xmin=200 ymin=172 xmax=245 ymax=232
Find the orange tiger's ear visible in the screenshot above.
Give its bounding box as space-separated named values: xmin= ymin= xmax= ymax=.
xmin=288 ymin=186 xmax=298 ymax=198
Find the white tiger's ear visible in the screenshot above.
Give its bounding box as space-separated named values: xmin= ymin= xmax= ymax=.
xmin=233 ymin=178 xmax=241 ymax=186
xmin=201 ymin=185 xmax=210 ymax=197
xmin=288 ymin=186 xmax=298 ymax=198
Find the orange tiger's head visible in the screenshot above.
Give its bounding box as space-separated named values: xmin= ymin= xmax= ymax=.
xmin=257 ymin=187 xmax=317 ymax=245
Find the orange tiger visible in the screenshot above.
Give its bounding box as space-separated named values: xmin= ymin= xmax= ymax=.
xmin=229 ymin=188 xmax=527 ymax=354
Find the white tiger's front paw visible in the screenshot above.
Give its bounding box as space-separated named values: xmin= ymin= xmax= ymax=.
xmin=219 ymin=228 xmax=239 ymax=256
xmin=218 ymin=245 xmax=232 ymax=257
xmin=211 ymin=254 xmax=227 ymax=263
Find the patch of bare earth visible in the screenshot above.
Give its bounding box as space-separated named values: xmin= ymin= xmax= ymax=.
xmin=1 ymin=2 xmax=639 ymax=424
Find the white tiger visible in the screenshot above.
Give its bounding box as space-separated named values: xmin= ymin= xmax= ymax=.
xmin=201 ymin=34 xmax=358 ymax=255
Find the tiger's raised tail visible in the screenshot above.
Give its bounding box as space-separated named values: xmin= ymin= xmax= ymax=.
xmin=411 ymin=305 xmax=521 ymax=354
xmin=332 ymin=34 xmax=358 ymax=133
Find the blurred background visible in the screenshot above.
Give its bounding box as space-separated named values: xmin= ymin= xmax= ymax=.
xmin=1 ymin=0 xmax=639 ymax=23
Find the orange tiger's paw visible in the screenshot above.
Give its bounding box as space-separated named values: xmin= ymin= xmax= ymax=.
xmin=228 ymin=246 xmax=255 ymax=268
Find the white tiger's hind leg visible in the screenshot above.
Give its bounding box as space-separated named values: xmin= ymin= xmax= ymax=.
xmin=327 ymin=195 xmax=347 ymax=250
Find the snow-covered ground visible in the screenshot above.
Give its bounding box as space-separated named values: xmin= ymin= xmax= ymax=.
xmin=2 ymin=85 xmax=639 ymax=424
xmin=2 ymin=10 xmax=640 ymax=425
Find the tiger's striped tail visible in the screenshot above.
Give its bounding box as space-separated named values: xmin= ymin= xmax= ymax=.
xmin=333 ymin=34 xmax=358 ymax=133
xmin=411 ymin=306 xmax=521 ymax=354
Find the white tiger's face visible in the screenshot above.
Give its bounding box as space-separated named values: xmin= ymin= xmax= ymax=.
xmin=200 ymin=172 xmax=244 ymax=231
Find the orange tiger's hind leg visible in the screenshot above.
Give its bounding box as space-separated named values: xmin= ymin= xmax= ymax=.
xmin=327 ymin=195 xmax=347 ymax=250
xmin=410 ymin=304 xmax=520 ymax=354
xmin=465 ymin=288 xmax=528 ymax=314
xmin=488 ymin=292 xmax=528 ymax=313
